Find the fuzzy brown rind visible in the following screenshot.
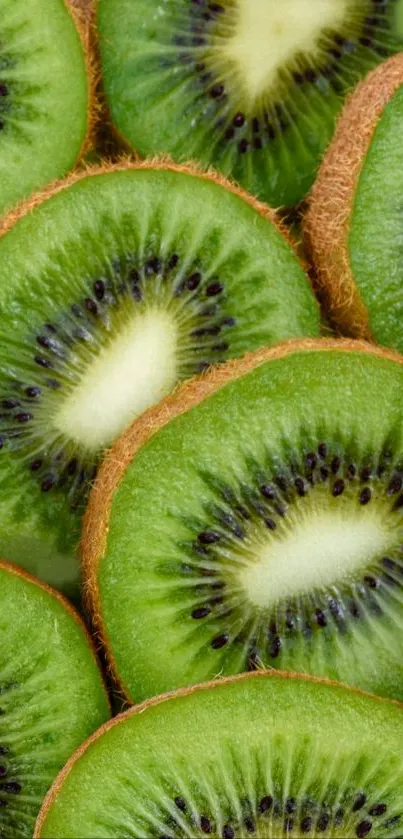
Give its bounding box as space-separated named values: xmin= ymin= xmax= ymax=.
xmin=0 ymin=559 xmax=110 ymax=709
xmin=0 ymin=157 xmax=298 ymax=259
xmin=81 ymin=338 xmax=403 ymax=699
xmin=63 ymin=0 xmax=99 ymax=160
xmin=304 ymin=53 xmax=403 ymax=339
xmin=34 ymin=667 xmax=403 ymax=838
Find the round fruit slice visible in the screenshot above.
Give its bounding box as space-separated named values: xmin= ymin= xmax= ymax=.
xmin=0 ymin=161 xmax=319 ymax=597
xmin=0 ymin=0 xmax=89 ymax=218
xmin=97 ymin=0 xmax=403 ymax=208
xmin=36 ymin=672 xmax=403 ymax=839
xmin=305 ymin=54 xmax=403 ymax=353
xmin=83 ymin=338 xmax=403 ymax=703
xmin=0 ymin=560 xmax=109 ymax=838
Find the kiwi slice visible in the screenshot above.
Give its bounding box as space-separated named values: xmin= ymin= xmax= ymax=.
xmin=0 ymin=560 xmax=109 ymax=837
xmin=97 ymin=0 xmax=403 ymax=208
xmin=83 ymin=338 xmax=403 ymax=703
xmin=305 ymin=54 xmax=403 ymax=353
xmin=0 ymin=0 xmax=90 ymax=218
xmin=35 ymin=672 xmax=403 ymax=839
xmin=0 ymin=161 xmax=318 ymax=596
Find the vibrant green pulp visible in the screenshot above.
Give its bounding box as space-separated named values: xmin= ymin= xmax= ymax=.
xmin=38 ymin=673 xmax=403 ymax=839
xmin=0 ymin=0 xmax=88 ymax=217
xmin=97 ymin=348 xmax=403 ymax=703
xmin=0 ymin=167 xmax=318 ymax=595
xmin=349 ymin=82 xmax=403 ymax=353
xmin=0 ymin=565 xmax=109 ymax=838
xmin=97 ymin=0 xmax=403 ymax=207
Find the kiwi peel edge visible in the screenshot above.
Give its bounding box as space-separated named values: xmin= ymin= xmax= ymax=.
xmin=304 ymin=53 xmax=403 ymax=338
xmin=0 ymin=156 xmax=298 ymax=256
xmin=0 ymin=557 xmax=111 ymax=712
xmin=64 ymin=0 xmax=99 ymax=160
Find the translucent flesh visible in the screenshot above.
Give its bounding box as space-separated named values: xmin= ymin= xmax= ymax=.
xmin=349 ymin=83 xmax=403 ymax=353
xmin=0 ymin=166 xmax=318 ymax=593
xmin=96 ymin=349 xmax=403 ymax=702
xmin=0 ymin=565 xmax=109 ymax=838
xmin=38 ymin=674 xmax=403 ymax=839
xmin=0 ymin=0 xmax=88 ymax=216
xmin=97 ymin=0 xmax=403 ymax=206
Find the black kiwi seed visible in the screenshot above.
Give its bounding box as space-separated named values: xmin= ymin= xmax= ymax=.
xmin=259 ymin=796 xmax=273 ymax=814
xmin=222 ymin=826 xmax=234 ymax=839
xmin=387 ymin=475 xmax=402 ymax=494
xmin=356 ymin=820 xmax=373 ymax=838
xmin=174 ymin=796 xmax=187 ymax=812
xmin=334 ymin=808 xmax=344 ymax=825
xmin=200 ymin=815 xmax=212 ymax=833
xmin=315 ymin=609 xmax=327 ymax=627
xmin=317 ymin=812 xmax=330 ymax=831
xmin=244 ymin=816 xmax=255 ymax=833
xmin=359 ymin=487 xmax=372 ymax=505
xmin=192 ymin=606 xmax=211 ymax=619
xmin=332 ymin=478 xmax=345 ymax=497
xmin=301 ymin=816 xmax=313 ymax=833
xmin=198 ymin=530 xmax=221 ymax=544
xmin=211 ymin=633 xmax=229 ymax=649
xmin=368 ymin=803 xmax=387 ymax=816
xmin=352 ymin=792 xmax=367 ymax=811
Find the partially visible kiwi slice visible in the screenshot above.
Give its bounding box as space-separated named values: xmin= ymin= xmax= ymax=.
xmin=0 ymin=0 xmax=89 ymax=218
xmin=0 ymin=560 xmax=109 ymax=838
xmin=0 ymin=161 xmax=319 ymax=596
xmin=305 ymin=54 xmax=403 ymax=352
xmin=83 ymin=339 xmax=403 ymax=703
xmin=97 ymin=0 xmax=403 ymax=208
xmin=36 ymin=672 xmax=403 ymax=839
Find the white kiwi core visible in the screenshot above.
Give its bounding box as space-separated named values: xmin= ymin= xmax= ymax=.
xmin=240 ymin=502 xmax=393 ymax=609
xmin=221 ymin=0 xmax=351 ymax=103
xmin=54 ymin=309 xmax=179 ymax=450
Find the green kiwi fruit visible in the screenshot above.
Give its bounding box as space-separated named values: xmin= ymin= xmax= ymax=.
xmin=0 ymin=0 xmax=90 ymax=218
xmin=36 ymin=671 xmax=403 ymax=839
xmin=0 ymin=560 xmax=109 ymax=838
xmin=304 ymin=53 xmax=403 ymax=352
xmin=96 ymin=0 xmax=403 ymax=208
xmin=0 ymin=161 xmax=319 ymax=597
xmin=83 ymin=338 xmax=403 ymax=704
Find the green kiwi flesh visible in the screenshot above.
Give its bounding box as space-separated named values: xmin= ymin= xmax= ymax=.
xmin=37 ymin=672 xmax=403 ymax=839
xmin=0 ymin=561 xmax=109 ymax=838
xmin=0 ymin=163 xmax=318 ymax=596
xmin=348 ymin=77 xmax=403 ymax=352
xmin=90 ymin=345 xmax=403 ymax=703
xmin=97 ymin=0 xmax=403 ymax=207
xmin=0 ymin=0 xmax=88 ymax=218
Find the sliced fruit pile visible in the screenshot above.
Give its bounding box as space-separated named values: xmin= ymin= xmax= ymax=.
xmin=0 ymin=1 xmax=402 ymax=837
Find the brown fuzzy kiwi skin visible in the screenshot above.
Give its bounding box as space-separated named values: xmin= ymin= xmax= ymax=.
xmin=55 ymin=0 xmax=98 ymax=165
xmin=0 ymin=157 xmax=299 ymax=257
xmin=80 ymin=337 xmax=403 ymax=700
xmin=34 ymin=668 xmax=403 ymax=839
xmin=304 ymin=53 xmax=403 ymax=340
xmin=0 ymin=558 xmax=110 ymax=710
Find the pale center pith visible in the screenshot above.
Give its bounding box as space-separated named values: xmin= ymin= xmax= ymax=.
xmin=53 ymin=309 xmax=178 ymax=450
xmin=239 ymin=501 xmax=394 ymax=609
xmin=221 ymin=0 xmax=350 ymax=102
